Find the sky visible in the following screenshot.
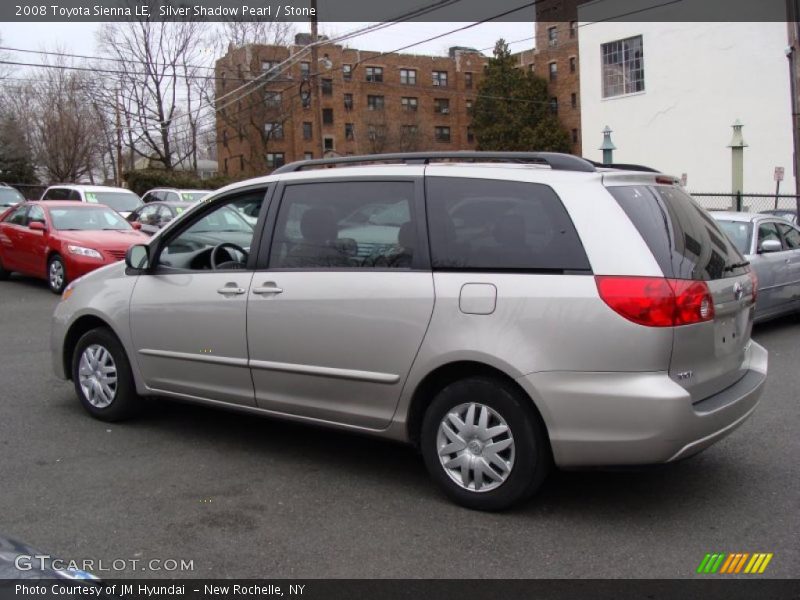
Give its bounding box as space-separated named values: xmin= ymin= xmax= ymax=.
xmin=0 ymin=21 xmax=535 ymax=67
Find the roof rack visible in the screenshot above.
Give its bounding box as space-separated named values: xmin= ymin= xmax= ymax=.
xmin=586 ymin=160 xmax=661 ymax=173
xmin=271 ymin=151 xmax=597 ymax=174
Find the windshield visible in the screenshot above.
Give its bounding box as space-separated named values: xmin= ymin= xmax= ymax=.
xmin=85 ymin=191 xmax=142 ymax=212
xmin=715 ymin=219 xmax=753 ymax=255
xmin=180 ymin=191 xmax=210 ymax=203
xmin=49 ymin=206 xmax=133 ymax=231
xmin=185 ymin=206 xmax=253 ymax=234
xmin=0 ymin=187 xmax=25 ymax=206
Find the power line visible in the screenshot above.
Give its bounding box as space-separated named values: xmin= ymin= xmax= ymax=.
xmin=0 ymin=44 xmax=218 ymax=71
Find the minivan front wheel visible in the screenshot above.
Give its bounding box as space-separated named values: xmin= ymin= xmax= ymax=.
xmin=421 ymin=377 xmax=550 ymax=511
xmin=72 ymin=327 xmax=142 ymax=421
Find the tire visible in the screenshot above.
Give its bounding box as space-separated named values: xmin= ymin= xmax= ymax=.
xmin=71 ymin=327 xmax=142 ymax=422
xmin=421 ymin=377 xmax=551 ymax=511
xmin=47 ymin=254 xmax=67 ymax=294
xmin=0 ymin=255 xmax=10 ymax=280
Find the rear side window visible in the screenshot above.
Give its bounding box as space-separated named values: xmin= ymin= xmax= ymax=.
xmin=43 ymin=188 xmax=71 ymax=201
xmin=425 ymin=177 xmax=590 ymax=272
xmin=609 ymin=186 xmax=748 ymax=280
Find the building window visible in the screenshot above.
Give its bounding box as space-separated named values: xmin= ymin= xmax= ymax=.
xmin=265 ymin=122 xmax=284 ymax=140
xmin=368 ymin=125 xmax=386 ymax=141
xmin=400 ymin=69 xmax=417 ymax=85
xmin=432 ymin=71 xmax=448 ymax=87
xmin=570 ymin=56 xmax=576 ymax=73
xmin=548 ymin=26 xmax=558 ymax=47
xmin=266 ymin=152 xmax=285 ymax=168
xmin=265 ymin=91 xmax=282 ymax=107
xmin=304 ymin=152 xmax=313 ymax=160
xmin=465 ymin=72 xmax=473 ymax=89
xmin=571 ymin=92 xmax=577 ymax=108
xmin=365 ymin=66 xmax=383 ymax=82
xmin=570 ymin=21 xmax=577 ymax=38
xmin=528 ymin=63 xmax=535 ymax=73
xmin=344 ymin=93 xmax=353 ymax=110
xmin=303 ymin=121 xmax=312 ymax=140
xmin=345 ymin=123 xmax=354 ymax=140
xmin=401 ymin=125 xmax=418 ymax=136
xmin=321 ymin=78 xmax=332 ymax=95
xmin=549 ymin=97 xmax=558 ymax=115
xmin=466 ymin=99 xmax=473 ymax=114
xmin=467 ymin=126 xmax=474 ymax=143
xmin=571 ymin=129 xmax=579 ymax=144
xmin=262 ymin=60 xmax=278 ymax=74
xmin=602 ymin=35 xmax=645 ymax=98
xmin=322 ymin=108 xmax=333 ymax=124
xmin=401 ymin=96 xmax=418 ymax=111
xmin=301 ymin=89 xmax=311 ymax=108
xmin=367 ymin=95 xmax=384 ymax=110
xmin=323 ymin=136 xmax=335 ymax=151
xmin=434 ymin=98 xmax=450 ymax=114
xmin=435 ymin=126 xmax=451 ymax=142
xmin=342 ymin=64 xmax=352 ymax=81
xmin=300 ymin=62 xmax=310 ymax=80
xmin=549 ymin=62 xmax=557 ymax=82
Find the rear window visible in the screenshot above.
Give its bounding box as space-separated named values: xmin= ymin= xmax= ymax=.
xmin=608 ymin=185 xmax=748 ymax=280
xmin=426 ymin=177 xmax=590 ymax=272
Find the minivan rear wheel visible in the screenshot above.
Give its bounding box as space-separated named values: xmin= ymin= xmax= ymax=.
xmin=421 ymin=377 xmax=550 ymax=511
xmin=72 ymin=327 xmax=142 ymax=421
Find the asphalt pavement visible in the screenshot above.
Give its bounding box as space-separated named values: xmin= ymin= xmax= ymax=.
xmin=1 ymin=273 xmax=798 ymax=578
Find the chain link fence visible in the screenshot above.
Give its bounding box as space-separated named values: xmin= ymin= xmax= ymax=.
xmin=691 ymin=192 xmax=800 ymax=214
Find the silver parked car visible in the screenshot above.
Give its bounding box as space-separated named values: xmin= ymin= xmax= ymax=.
xmin=712 ymin=211 xmax=800 ymax=322
xmin=52 ymin=152 xmax=768 ymax=511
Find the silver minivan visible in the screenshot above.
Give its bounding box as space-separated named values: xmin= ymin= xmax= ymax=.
xmin=52 ymin=152 xmax=768 ymax=510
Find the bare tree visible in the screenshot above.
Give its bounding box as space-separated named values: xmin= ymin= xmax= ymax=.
xmin=96 ymin=18 xmax=207 ymax=171
xmin=214 ymin=21 xmax=294 ymax=55
xmin=25 ymin=56 xmax=99 ymax=182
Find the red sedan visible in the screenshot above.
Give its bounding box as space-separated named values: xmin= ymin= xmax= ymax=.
xmin=0 ymin=201 xmax=149 ymax=293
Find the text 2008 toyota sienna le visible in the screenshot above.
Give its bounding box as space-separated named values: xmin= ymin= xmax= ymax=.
xmin=51 ymin=152 xmax=767 ymax=511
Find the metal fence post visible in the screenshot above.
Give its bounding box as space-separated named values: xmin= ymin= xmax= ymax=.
xmin=736 ymin=191 xmax=743 ymax=211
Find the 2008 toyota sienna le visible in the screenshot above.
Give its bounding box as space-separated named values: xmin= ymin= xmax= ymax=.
xmin=52 ymin=152 xmax=768 ymax=511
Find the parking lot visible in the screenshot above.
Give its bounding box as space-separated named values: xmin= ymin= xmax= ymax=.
xmin=1 ymin=273 xmax=798 ymax=579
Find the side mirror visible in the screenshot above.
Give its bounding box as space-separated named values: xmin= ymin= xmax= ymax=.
xmin=759 ymin=239 xmax=782 ymax=253
xmin=130 ymin=221 xmax=142 ymax=230
xmin=29 ymin=221 xmax=46 ymax=232
xmin=125 ymin=244 xmax=150 ymax=272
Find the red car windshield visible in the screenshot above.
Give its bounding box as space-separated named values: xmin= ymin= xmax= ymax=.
xmin=49 ymin=206 xmax=133 ymax=231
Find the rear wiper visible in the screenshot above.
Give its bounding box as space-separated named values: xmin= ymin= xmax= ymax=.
xmin=724 ymin=261 xmax=750 ymax=272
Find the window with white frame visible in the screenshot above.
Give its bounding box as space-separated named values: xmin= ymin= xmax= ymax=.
xmin=400 ymin=69 xmax=417 ymax=85
xmin=266 ymin=153 xmax=285 ymax=168
xmin=265 ymin=122 xmax=284 ymax=140
xmin=601 ymin=35 xmax=645 ymax=98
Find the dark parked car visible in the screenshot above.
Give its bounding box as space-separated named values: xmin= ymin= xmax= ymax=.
xmin=126 ymin=201 xmax=193 ymax=235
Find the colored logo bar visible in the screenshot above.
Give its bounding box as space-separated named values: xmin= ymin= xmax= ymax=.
xmin=697 ymin=553 xmax=773 ymax=574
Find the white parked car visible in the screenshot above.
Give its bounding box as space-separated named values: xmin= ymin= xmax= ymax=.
xmin=41 ymin=185 xmax=143 ymax=218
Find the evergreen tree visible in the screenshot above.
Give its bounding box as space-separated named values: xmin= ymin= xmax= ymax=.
xmin=472 ymin=40 xmax=571 ymax=153
xmin=0 ymin=115 xmax=38 ymax=184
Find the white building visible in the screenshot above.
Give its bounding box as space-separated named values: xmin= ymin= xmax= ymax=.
xmin=578 ymin=3 xmax=795 ymax=195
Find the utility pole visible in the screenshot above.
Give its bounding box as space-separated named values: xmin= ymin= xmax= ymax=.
xmin=310 ymin=0 xmax=325 ymax=158
xmin=115 ymin=89 xmax=123 ymax=187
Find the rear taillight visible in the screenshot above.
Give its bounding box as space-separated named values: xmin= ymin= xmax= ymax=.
xmin=748 ymin=270 xmax=758 ymax=304
xmin=595 ymin=276 xmax=715 ymax=327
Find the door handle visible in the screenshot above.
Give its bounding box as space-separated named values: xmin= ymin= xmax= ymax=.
xmin=217 ymin=283 xmax=246 ymax=296
xmin=252 ymin=283 xmax=283 ymax=295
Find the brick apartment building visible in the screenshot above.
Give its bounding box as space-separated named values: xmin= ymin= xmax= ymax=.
xmin=215 ymin=35 xmax=487 ymax=177
xmin=516 ymin=0 xmax=588 ymax=154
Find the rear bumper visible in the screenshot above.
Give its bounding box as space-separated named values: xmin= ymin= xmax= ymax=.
xmin=517 ymin=341 xmax=768 ymax=467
